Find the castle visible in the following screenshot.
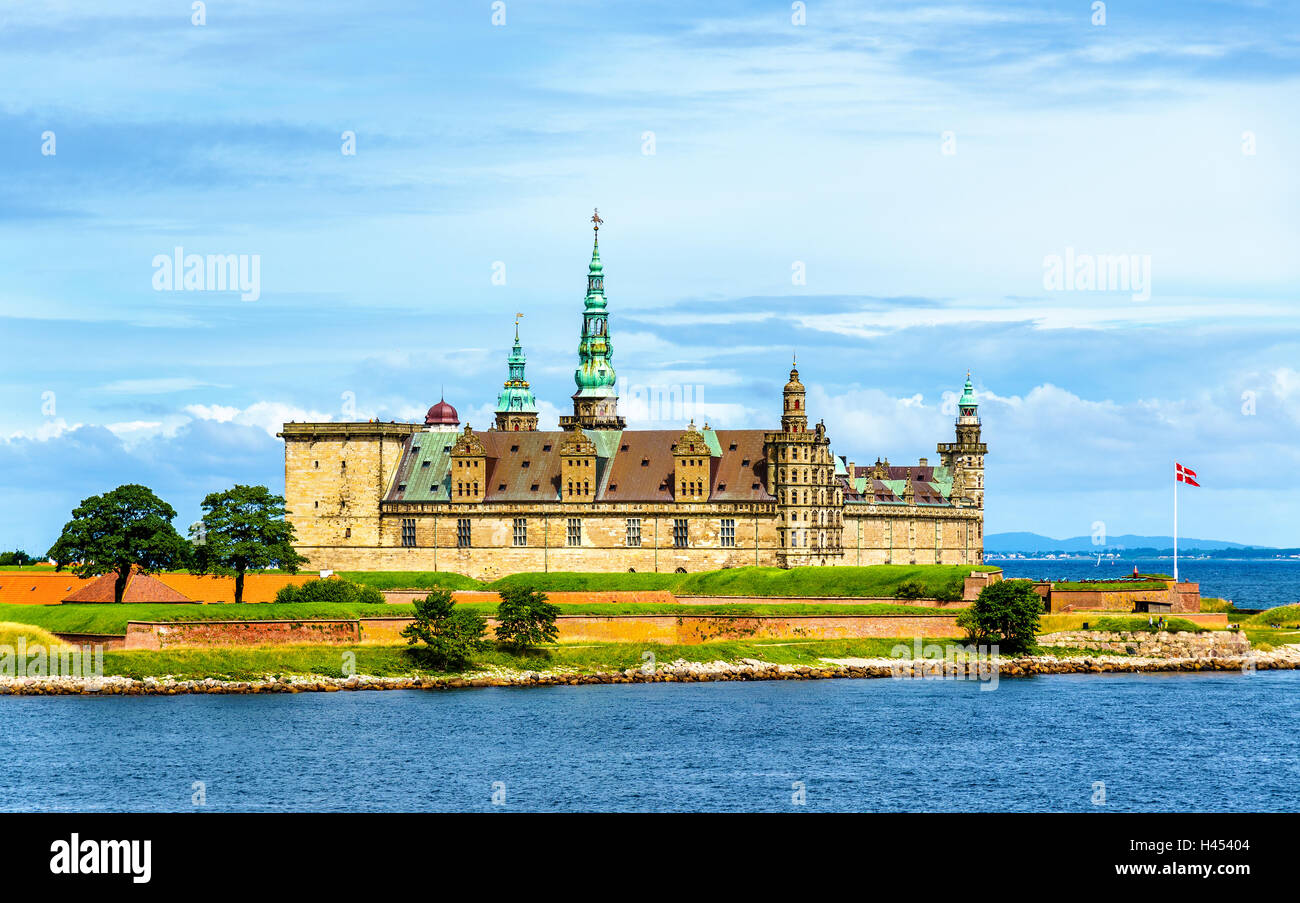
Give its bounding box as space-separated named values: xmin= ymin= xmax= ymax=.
xmin=279 ymin=217 xmax=987 ymax=580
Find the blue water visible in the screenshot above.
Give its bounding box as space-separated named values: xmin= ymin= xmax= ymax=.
xmin=995 ymin=558 xmax=1300 ymax=610
xmin=3 ymin=672 xmax=1297 ymax=812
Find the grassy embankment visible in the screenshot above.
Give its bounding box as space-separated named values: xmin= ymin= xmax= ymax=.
xmin=0 ymin=600 xmax=957 ymax=636
xmin=344 ymin=564 xmax=1001 ymax=597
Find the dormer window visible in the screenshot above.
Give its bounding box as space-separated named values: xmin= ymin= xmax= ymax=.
xmin=542 ymin=444 xmax=552 ymax=452
xmin=521 ymin=460 xmax=530 ymax=468
xmin=620 ymin=444 xmax=630 ymax=451
xmin=641 ymin=458 xmax=650 ymax=467
xmin=530 ymin=483 xmax=540 ymax=491
xmin=510 ymin=444 xmax=519 ymax=452
xmin=728 ymin=443 xmax=738 ymax=451
xmin=741 ymin=458 xmax=750 ymax=467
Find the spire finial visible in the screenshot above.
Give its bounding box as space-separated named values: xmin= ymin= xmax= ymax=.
xmin=515 ymin=312 xmax=523 ymax=341
xmin=591 ymin=207 xmax=603 ymax=233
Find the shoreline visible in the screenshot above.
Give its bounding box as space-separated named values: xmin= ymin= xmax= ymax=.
xmin=3 ymin=645 xmax=1298 ymax=696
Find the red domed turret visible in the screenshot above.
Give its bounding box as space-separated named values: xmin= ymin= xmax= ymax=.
xmin=425 ymin=398 xmax=459 ymax=428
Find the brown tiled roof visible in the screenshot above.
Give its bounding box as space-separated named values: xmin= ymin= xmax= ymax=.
xmin=389 ymin=428 xmax=774 ymax=504
xmin=600 ymin=430 xmax=681 ymax=502
xmin=63 ymin=569 xmax=195 ymax=604
xmin=480 ymin=431 xmax=566 ymax=501
xmin=708 ymin=430 xmax=771 ymax=501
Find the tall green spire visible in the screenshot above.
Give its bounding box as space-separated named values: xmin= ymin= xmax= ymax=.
xmin=560 ymin=209 xmax=626 ymax=431
xmin=494 ymin=314 xmax=539 ymax=431
xmin=574 ymin=211 xmax=616 ymax=395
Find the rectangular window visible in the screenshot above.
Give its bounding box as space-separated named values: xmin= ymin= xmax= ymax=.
xmin=625 ymin=517 xmax=642 ymax=548
xmin=567 ymin=518 xmax=582 ymax=547
xmin=720 ymin=518 xmax=736 ymax=548
xmin=457 ymin=518 xmax=471 ymax=548
xmin=513 ymin=517 xmax=527 ymax=547
xmin=673 ymin=518 xmax=689 ymax=549
xmin=401 ymin=518 xmax=416 ymax=548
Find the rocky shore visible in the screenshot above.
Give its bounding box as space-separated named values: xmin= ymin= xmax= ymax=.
xmin=2 ymin=644 xmax=1298 ymax=695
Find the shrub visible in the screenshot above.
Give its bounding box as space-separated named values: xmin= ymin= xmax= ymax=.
xmin=401 ymin=588 xmax=487 ymax=670
xmin=494 ymin=584 xmax=560 ymax=650
xmin=935 ymin=578 xmax=965 ymax=602
xmin=273 ymin=578 xmax=384 ymax=605
xmin=894 ymin=579 xmax=926 ymax=600
xmin=956 ymin=579 xmax=1042 ymax=654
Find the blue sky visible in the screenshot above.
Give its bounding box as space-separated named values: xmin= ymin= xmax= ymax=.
xmin=1 ymin=0 xmax=1298 ymax=551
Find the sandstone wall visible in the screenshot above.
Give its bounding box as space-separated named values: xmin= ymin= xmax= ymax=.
xmin=125 ymin=619 xmax=360 ymax=650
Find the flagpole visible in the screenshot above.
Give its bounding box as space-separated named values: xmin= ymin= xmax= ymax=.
xmin=1173 ymin=464 xmax=1179 ymax=583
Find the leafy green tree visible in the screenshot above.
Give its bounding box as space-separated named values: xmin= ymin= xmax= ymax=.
xmin=494 ymin=584 xmax=560 ymax=650
xmin=47 ymin=484 xmax=192 ymax=603
xmin=400 ymin=587 xmax=487 ymax=670
xmin=0 ymin=550 xmax=35 ymax=567
xmin=956 ymin=579 xmax=1043 ymax=654
xmin=192 ymin=484 xmax=307 ymax=605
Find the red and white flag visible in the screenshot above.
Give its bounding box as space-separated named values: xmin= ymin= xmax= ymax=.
xmin=1175 ymin=463 xmax=1199 ymax=487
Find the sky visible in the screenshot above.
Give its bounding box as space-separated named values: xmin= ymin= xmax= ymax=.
xmin=1 ymin=0 xmax=1298 ymax=552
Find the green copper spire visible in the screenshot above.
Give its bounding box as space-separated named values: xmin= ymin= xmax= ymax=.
xmin=496 ymin=314 xmax=538 ymax=414
xmin=574 ymin=209 xmax=616 ymax=395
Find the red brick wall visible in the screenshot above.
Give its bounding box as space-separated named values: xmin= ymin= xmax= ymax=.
xmin=125 ymin=619 xmax=360 ymax=650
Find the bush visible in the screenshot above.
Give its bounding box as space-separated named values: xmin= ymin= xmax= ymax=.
xmin=273 ymin=578 xmax=385 ymax=605
xmin=401 ymin=588 xmax=487 ymax=670
xmin=956 ymin=579 xmax=1042 ymax=654
xmin=494 ymin=584 xmax=560 ymax=650
xmin=935 ymin=578 xmax=965 ymax=602
xmin=893 ymin=579 xmax=926 ymax=600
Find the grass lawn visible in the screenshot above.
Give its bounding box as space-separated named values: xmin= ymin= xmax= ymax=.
xmin=96 ymin=637 xmax=955 ymax=680
xmin=346 ymin=564 xmax=999 ymax=598
xmin=1245 ymin=603 xmax=1300 ymax=629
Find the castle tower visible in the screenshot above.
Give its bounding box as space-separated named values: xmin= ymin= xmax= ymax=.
xmin=937 ymin=372 xmax=987 ymax=508
xmin=560 ymin=209 xmax=626 ymax=431
xmin=765 ymin=359 xmax=842 ymax=567
xmin=781 ymin=360 xmax=808 ymax=432
xmin=450 ymin=424 xmax=487 ymax=504
xmin=493 ymin=315 xmax=539 ymax=432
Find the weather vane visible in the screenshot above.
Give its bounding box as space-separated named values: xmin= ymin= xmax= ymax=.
xmin=515 ymin=311 xmax=523 ymax=338
xmin=591 ymin=207 xmax=603 ymax=232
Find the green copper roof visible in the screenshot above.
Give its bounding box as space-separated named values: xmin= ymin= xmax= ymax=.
xmin=959 ymin=372 xmax=977 ymax=407
xmin=496 ymin=322 xmax=538 ymax=414
xmin=574 ymin=233 xmax=617 ymax=395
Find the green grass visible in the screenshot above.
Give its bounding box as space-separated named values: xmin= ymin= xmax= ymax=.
xmin=343 ymin=565 xmax=997 ymax=598
xmin=0 ymin=621 xmax=67 ymax=648
xmin=96 ymin=637 xmax=958 ymax=680
xmin=0 ymin=600 xmax=961 ymax=636
xmin=1041 ymin=613 xmax=1215 ymax=634
xmin=1245 ymin=604 xmax=1300 ymax=629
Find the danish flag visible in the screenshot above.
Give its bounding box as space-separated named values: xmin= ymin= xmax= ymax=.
xmin=1175 ymin=463 xmax=1199 ymax=487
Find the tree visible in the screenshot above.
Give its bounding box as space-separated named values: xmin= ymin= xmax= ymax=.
xmin=192 ymin=484 xmax=307 ymax=605
xmin=400 ymin=587 xmax=487 ymax=670
xmin=46 ymin=484 xmax=192 ymax=603
xmin=956 ymin=579 xmax=1043 ymax=654
xmin=494 ymin=584 xmax=560 ymax=650
xmin=0 ymin=550 xmax=35 ymax=567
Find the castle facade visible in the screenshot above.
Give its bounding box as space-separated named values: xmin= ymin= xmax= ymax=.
xmin=279 ymin=221 xmax=987 ymax=580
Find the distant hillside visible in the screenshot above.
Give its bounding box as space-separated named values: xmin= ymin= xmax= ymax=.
xmin=985 ymin=532 xmax=1263 ymax=553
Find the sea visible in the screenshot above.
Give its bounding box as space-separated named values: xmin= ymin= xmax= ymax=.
xmin=993 ymin=557 xmax=1299 ymax=610
xmin=1 ymin=673 xmax=1296 ymax=812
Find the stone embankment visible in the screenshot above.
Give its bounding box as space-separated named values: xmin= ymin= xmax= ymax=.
xmin=1 ymin=644 xmax=1298 ymax=695
xmin=1042 ymin=629 xmax=1251 ymax=658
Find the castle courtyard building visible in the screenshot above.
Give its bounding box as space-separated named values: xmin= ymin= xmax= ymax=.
xmin=279 ymin=217 xmax=986 ymax=580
